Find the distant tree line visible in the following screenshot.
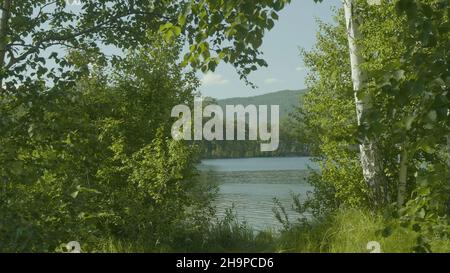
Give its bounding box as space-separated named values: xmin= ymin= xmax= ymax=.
xmin=197 ymin=117 xmax=310 ymax=159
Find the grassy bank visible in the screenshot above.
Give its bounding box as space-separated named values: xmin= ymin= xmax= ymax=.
xmin=92 ymin=209 xmax=449 ymax=253
xmin=277 ymin=209 xmax=449 ymax=253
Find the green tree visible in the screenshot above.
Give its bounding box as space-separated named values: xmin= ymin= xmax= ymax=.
xmin=343 ymin=0 xmax=387 ymax=206
xmin=0 ymin=39 xmax=212 ymax=252
xmin=161 ymin=0 xmax=327 ymax=85
xmin=0 ymin=0 xmax=189 ymax=89
xmin=0 ymin=0 xmax=308 ymax=89
xmin=298 ymin=12 xmax=370 ymax=213
xmin=298 ymin=3 xmax=449 ymax=246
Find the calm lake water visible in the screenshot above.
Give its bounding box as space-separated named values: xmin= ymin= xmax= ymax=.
xmin=198 ymin=157 xmax=317 ymax=231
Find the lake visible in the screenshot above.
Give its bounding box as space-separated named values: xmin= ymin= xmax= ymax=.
xmin=198 ymin=157 xmax=317 ymax=231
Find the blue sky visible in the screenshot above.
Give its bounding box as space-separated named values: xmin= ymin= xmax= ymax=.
xmin=199 ymin=0 xmax=341 ymax=99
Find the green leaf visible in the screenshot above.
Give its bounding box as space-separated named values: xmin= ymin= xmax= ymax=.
xmin=71 ymin=191 xmax=79 ymax=199
xmin=427 ymin=110 xmax=437 ymax=122
xmin=159 ymin=22 xmax=174 ymax=32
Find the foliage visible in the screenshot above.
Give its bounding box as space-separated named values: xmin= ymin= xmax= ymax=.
xmin=296 ymin=0 xmax=448 ymax=210
xmin=1 ymin=0 xmax=187 ymax=88
xmin=160 ymin=0 xmax=323 ymax=85
xmin=0 ymin=40 xmax=213 ymax=252
xmin=0 ymin=0 xmax=448 ymax=253
xmin=384 ymin=178 xmax=450 ymax=252
xmin=294 ymin=11 xmax=371 ymax=213
xmin=292 ymin=1 xmax=449 ymax=251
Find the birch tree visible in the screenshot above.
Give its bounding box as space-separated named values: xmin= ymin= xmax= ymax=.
xmin=343 ymin=0 xmax=386 ymax=206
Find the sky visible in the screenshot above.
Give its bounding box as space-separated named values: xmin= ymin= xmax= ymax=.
xmin=199 ymin=0 xmax=341 ymax=99
xmin=22 ymin=1 xmax=340 ymax=94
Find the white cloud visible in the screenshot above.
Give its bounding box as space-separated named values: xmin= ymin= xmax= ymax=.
xmin=264 ymin=77 xmax=281 ymax=84
xmin=201 ymin=72 xmax=229 ymax=86
xmin=296 ymin=66 xmax=306 ymax=72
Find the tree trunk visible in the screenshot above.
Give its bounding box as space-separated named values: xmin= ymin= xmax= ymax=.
xmin=448 ymin=132 xmax=450 ymax=186
xmin=447 ymin=132 xmax=450 ymax=215
xmin=0 ymin=0 xmax=12 ymax=90
xmin=343 ymin=0 xmax=386 ymax=207
xmin=397 ymin=143 xmax=408 ymax=208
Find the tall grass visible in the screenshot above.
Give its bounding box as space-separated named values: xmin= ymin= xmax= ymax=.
xmin=92 ymin=209 xmax=449 ymax=253
xmin=276 ymin=209 xmax=450 ymax=253
xmin=93 ymin=208 xmax=276 ymax=253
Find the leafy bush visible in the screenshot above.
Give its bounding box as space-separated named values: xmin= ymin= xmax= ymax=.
xmin=0 ymin=41 xmax=213 ymax=252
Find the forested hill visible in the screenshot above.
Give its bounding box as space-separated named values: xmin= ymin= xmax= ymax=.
xmin=199 ymin=89 xmax=309 ymax=159
xmin=217 ymin=89 xmax=306 ymax=120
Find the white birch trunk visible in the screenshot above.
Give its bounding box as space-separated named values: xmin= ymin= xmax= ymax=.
xmin=343 ymin=0 xmax=386 ymax=206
